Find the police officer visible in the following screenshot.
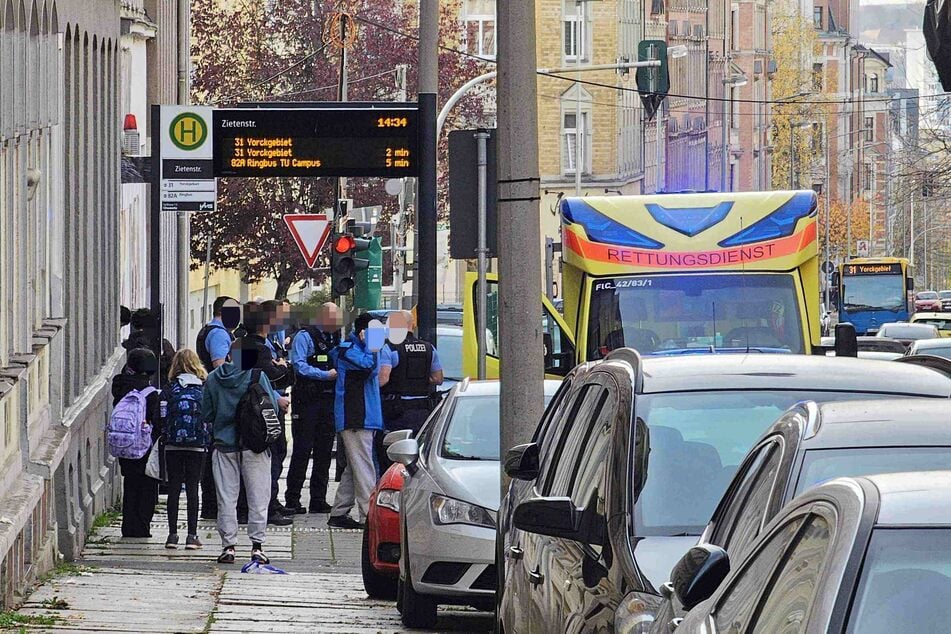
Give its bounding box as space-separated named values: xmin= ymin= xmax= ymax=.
xmin=285 ymin=302 xmax=339 ymax=515
xmin=378 ymin=311 xmax=443 ymax=470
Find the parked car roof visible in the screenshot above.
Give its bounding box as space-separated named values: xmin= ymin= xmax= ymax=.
xmin=877 ymin=322 xmax=940 ymax=339
xmin=863 ymin=471 xmax=951 ymax=526
xmin=909 ymin=338 xmax=951 ymax=352
xmin=802 ymin=399 xmax=951 ymax=449
xmin=632 ymin=353 xmax=951 ymax=395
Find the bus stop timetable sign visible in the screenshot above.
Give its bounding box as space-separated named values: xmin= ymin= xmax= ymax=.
xmin=212 ymin=106 xmax=420 ymax=178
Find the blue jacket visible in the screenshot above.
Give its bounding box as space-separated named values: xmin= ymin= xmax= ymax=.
xmin=330 ymin=334 xmax=383 ymax=433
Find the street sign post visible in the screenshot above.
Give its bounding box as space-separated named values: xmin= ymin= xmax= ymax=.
xmin=160 ymin=106 xmax=217 ymax=212
xmin=283 ymin=214 xmax=333 ymax=269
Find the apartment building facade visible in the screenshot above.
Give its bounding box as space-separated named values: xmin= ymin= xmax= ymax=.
xmin=0 ymin=0 xmax=184 ymax=607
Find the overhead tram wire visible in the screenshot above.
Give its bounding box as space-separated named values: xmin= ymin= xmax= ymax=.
xmin=262 ymin=67 xmax=399 ymax=101
xmin=352 ymin=12 xmax=951 ymax=107
xmin=215 ymin=41 xmax=333 ymax=104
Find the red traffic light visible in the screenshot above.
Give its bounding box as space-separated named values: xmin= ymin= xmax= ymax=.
xmin=334 ymin=234 xmax=356 ymax=254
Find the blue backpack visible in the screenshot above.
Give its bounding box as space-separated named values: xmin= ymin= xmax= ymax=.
xmin=161 ymin=382 xmax=207 ymax=448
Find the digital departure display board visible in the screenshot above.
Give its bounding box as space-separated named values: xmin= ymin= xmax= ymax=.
xmin=212 ymin=106 xmax=420 ymax=178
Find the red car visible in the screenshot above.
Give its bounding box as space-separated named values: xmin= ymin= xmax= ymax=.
xmin=362 ymin=462 xmax=404 ymax=599
xmin=916 ymin=291 xmax=943 ymax=312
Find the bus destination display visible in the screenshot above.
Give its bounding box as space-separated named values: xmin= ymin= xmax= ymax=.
xmin=844 ymin=263 xmax=902 ymax=276
xmin=213 ymin=107 xmax=419 ymax=178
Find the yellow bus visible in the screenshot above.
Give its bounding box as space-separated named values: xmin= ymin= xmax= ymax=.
xmin=463 ymin=190 xmax=821 ymax=377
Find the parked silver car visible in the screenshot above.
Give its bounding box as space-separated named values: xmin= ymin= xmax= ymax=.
xmin=388 ymin=379 xmax=560 ymax=628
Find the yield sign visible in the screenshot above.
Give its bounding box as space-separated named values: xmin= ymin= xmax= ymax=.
xmin=284 ymin=214 xmax=332 ymax=268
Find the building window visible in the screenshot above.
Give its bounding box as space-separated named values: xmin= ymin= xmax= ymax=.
xmin=562 ymin=87 xmax=593 ymax=175
xmin=864 ymin=117 xmax=874 ymax=141
xmin=868 ymin=74 xmax=879 ymax=93
xmin=463 ymin=0 xmax=496 ymax=59
xmin=813 ymin=63 xmax=823 ymax=91
xmin=813 ymin=6 xmax=823 ymax=29
xmin=563 ymin=1 xmax=589 ymax=63
xmin=863 ymin=163 xmax=874 ymax=191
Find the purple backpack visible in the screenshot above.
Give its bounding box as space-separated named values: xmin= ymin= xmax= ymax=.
xmin=107 ymin=386 xmax=158 ymax=459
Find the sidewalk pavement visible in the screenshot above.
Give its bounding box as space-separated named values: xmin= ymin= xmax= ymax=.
xmin=12 ymin=457 xmax=492 ymax=633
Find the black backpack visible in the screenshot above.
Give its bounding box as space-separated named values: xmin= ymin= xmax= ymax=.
xmin=196 ymin=323 xmax=232 ymax=372
xmin=235 ymin=369 xmax=281 ymax=453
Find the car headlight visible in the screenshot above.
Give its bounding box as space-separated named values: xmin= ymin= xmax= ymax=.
xmin=376 ymin=489 xmax=400 ymax=513
xmin=614 ymin=592 xmax=663 ymax=634
xmin=429 ymin=494 xmax=496 ymax=528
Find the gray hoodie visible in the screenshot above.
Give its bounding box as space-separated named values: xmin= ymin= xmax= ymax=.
xmin=201 ymin=362 xmax=277 ymax=452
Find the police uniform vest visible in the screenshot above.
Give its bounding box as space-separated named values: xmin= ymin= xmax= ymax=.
xmin=297 ymin=326 xmax=337 ymax=397
xmin=384 ymin=335 xmax=435 ymax=398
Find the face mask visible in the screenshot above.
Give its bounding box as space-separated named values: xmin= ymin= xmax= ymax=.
xmin=365 ymin=320 xmax=386 ymax=352
xmin=387 ymin=327 xmax=408 ymax=345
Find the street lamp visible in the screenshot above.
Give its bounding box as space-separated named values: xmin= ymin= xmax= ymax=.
xmin=721 ymin=73 xmax=748 ymax=192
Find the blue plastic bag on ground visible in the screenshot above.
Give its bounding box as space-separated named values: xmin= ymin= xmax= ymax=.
xmin=240 ymin=561 xmax=287 ymax=574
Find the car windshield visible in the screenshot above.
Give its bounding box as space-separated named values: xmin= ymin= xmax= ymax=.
xmin=940 ymin=291 xmax=951 ymax=300
xmin=846 ymin=528 xmax=951 ymax=634
xmin=913 ymin=318 xmax=951 ymax=331
xmin=795 ymin=447 xmax=951 ymax=495
xmin=880 ymin=324 xmax=938 ymax=340
xmin=842 ymin=273 xmax=905 ymax=312
xmin=918 ymin=292 xmax=939 ymax=300
xmin=633 ymin=390 xmax=917 ymax=536
xmin=912 ymin=345 xmax=951 ymax=360
xmin=587 ymin=274 xmax=804 ymax=357
xmin=440 ymin=393 xmax=553 ymax=461
xmin=438 ymin=330 xmax=464 ymax=380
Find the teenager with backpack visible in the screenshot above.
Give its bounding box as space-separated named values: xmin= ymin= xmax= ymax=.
xmin=109 ymin=348 xmax=162 ymax=538
xmin=202 ymin=338 xmax=289 ymax=565
xmin=160 ymin=349 xmax=209 ymax=550
xmin=196 ymin=296 xmax=239 ymax=522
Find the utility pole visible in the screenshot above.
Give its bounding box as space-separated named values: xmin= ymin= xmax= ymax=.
xmin=498 ymin=0 xmax=544 ymax=480
xmin=335 ymin=13 xmax=350 ymax=317
xmin=417 ymin=0 xmax=438 ymax=344
xmin=176 ymin=0 xmax=190 ymax=348
xmin=574 ymin=0 xmax=584 ymax=196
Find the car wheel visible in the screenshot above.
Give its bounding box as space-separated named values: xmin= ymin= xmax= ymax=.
xmin=399 ymin=543 xmax=438 ymax=628
xmin=362 ymin=528 xmax=398 ymax=600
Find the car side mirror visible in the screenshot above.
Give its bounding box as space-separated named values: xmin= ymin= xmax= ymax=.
xmin=670 ymin=544 xmax=731 ymax=611
xmin=907 ymin=276 xmax=915 ymax=291
xmin=504 ymin=443 xmax=540 ymax=481
xmin=513 ymin=497 xmax=582 ymax=540
xmin=834 ymin=322 xmax=858 ymax=358
xmin=387 ymin=438 xmax=420 ymax=467
xmin=383 ymin=429 xmax=413 ymax=449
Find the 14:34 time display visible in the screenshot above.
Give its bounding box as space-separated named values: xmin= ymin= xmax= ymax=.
xmin=377 ymin=116 xmax=409 ymax=128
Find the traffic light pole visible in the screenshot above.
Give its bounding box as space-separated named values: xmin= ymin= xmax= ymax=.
xmin=476 ymin=130 xmax=490 ymax=380
xmin=417 ymin=0 xmax=438 ymax=345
